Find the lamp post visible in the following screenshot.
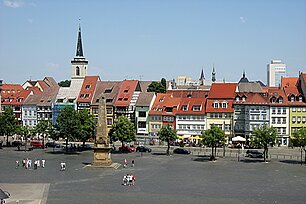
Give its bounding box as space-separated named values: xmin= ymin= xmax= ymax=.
xmin=0 ymin=79 xmax=3 ymax=114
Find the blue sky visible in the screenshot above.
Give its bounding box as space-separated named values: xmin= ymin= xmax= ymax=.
xmin=0 ymin=0 xmax=305 ymax=84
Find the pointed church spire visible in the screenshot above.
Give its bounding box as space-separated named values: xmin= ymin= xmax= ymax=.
xmin=199 ymin=68 xmax=205 ymax=80
xmin=212 ymin=64 xmax=216 ymax=82
xmin=243 ymin=70 xmax=246 ymax=78
xmin=76 ymin=22 xmax=84 ymax=57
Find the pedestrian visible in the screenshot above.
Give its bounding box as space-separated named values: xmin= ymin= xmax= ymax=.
xmin=41 ymin=159 xmax=45 ymax=168
xmin=60 ymin=161 xmax=66 ymax=171
xmin=124 ymin=159 xmax=127 ymax=168
xmin=127 ymin=174 xmax=133 ymax=186
xmin=132 ymin=175 xmax=136 ymax=186
xmin=34 ymin=160 xmax=38 ymax=170
xmin=22 ymin=159 xmax=26 ymax=168
xmin=28 ymin=159 xmax=32 ymax=169
xmin=15 ymin=160 xmax=19 ymax=168
xmin=131 ymin=160 xmax=135 ymax=167
xmin=122 ymin=175 xmax=127 ymax=186
xmin=37 ymin=159 xmax=40 ymax=168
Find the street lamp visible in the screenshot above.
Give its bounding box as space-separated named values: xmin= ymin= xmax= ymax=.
xmin=0 ymin=79 xmax=3 ymax=114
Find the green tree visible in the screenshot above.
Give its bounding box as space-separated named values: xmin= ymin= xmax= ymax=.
xmin=0 ymin=108 xmax=19 ymax=146
xmin=17 ymin=125 xmax=33 ymax=151
xmin=77 ymin=109 xmax=95 ymax=150
xmin=161 ymin=78 xmax=167 ymax=89
xmin=108 ymin=116 xmax=136 ymax=151
xmin=201 ymin=126 xmax=225 ymax=161
xmin=251 ymin=124 xmax=277 ymax=162
xmin=158 ymin=124 xmax=177 ymax=155
xmin=147 ymin=81 xmax=166 ymax=93
xmin=33 ymin=120 xmax=52 ymax=149
xmin=58 ymin=80 xmax=71 ymax=87
xmin=291 ymin=127 xmax=306 ymax=165
xmin=55 ymin=106 xmax=80 ymax=152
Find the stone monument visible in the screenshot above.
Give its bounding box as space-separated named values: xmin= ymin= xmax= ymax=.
xmin=93 ymin=94 xmax=112 ymax=166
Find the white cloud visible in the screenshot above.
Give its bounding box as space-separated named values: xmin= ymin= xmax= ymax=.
xmin=46 ymin=63 xmax=60 ymax=70
xmin=3 ymin=0 xmax=24 ymax=8
xmin=240 ymin=16 xmax=246 ymax=23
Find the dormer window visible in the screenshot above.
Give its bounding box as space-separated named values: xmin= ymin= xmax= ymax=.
xmin=159 ymin=97 xmax=164 ymax=102
xmin=124 ymin=89 xmax=129 ymax=93
xmin=85 ymin=85 xmax=91 ymax=90
xmin=80 ymin=94 xmax=85 ymax=98
xmin=278 ymin=97 xmax=283 ymax=104
xmin=213 ymin=101 xmax=219 ymax=108
xmin=85 ymin=94 xmax=90 ymax=98
xmin=299 ymin=96 xmax=303 ymax=102
xmin=124 ymin=98 xmax=128 ymax=101
xmin=236 ymin=96 xmax=240 ymax=102
xmin=104 ymin=89 xmax=112 ymax=93
xmin=291 ymin=96 xmax=295 ymax=102
xmin=271 ymin=97 xmax=276 ymax=103
xmin=222 ymin=101 xmax=228 ymax=109
xmin=193 ymin=105 xmax=201 ymax=111
xmin=242 ymin=96 xmax=246 ymax=102
xmin=182 ymin=105 xmax=188 ymax=111
xmin=118 ymin=98 xmax=123 ymax=101
xmin=165 ymin=107 xmax=173 ymax=112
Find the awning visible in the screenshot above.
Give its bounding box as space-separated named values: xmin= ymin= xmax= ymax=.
xmin=232 ymin=136 xmax=246 ymax=142
xmin=177 ymin=135 xmax=189 ymax=139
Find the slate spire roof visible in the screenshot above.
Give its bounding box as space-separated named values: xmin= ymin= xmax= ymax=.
xmin=76 ymin=24 xmax=84 ymax=57
xmin=199 ymin=68 xmax=205 ymax=80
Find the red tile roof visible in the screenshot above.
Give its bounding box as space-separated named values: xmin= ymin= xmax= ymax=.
xmin=77 ymin=76 xmax=100 ymax=103
xmin=167 ymin=90 xmax=209 ymax=98
xmin=234 ymin=92 xmax=269 ymax=105
xmin=149 ymin=93 xmax=181 ymax=115
xmin=114 ymin=80 xmax=139 ymax=107
xmin=281 ymin=77 xmax=298 ymax=89
xmin=2 ymin=89 xmax=31 ymax=106
xmin=208 ymin=83 xmax=237 ymax=99
xmin=206 ymin=99 xmax=234 ymax=113
xmin=176 ymin=97 xmax=206 ymax=115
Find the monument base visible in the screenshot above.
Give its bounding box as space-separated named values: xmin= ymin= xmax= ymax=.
xmin=93 ymin=145 xmax=112 ymax=167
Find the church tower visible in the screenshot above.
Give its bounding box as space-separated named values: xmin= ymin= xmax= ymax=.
xmin=199 ymin=68 xmax=205 ymax=85
xmin=71 ymin=23 xmax=88 ymax=79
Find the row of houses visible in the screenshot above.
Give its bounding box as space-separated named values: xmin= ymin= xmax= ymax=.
xmin=1 ymin=72 xmax=306 ymax=146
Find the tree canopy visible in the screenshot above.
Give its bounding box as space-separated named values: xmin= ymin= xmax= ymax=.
xmin=78 ymin=109 xmax=95 ymax=148
xmin=158 ymin=124 xmax=177 ymax=155
xmin=291 ymin=127 xmax=306 ymax=165
xmin=58 ymin=80 xmax=71 ymax=87
xmin=147 ymin=78 xmax=166 ymax=93
xmin=201 ymin=126 xmax=225 ymax=161
xmin=0 ymin=108 xmax=19 ymax=146
xmin=251 ymin=124 xmax=277 ymax=162
xmin=108 ymin=115 xmax=136 ymax=149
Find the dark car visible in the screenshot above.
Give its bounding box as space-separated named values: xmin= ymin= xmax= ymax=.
xmin=245 ymin=150 xmax=263 ymax=158
xmin=12 ymin=140 xmax=25 ymax=147
xmin=136 ymin=146 xmax=152 ymax=153
xmin=45 ymin=142 xmax=61 ymax=148
xmin=173 ymin=148 xmax=191 ymax=154
xmin=78 ymin=144 xmax=92 ymax=151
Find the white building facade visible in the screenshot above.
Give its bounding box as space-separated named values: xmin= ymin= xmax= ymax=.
xmin=267 ymin=60 xmax=286 ymax=87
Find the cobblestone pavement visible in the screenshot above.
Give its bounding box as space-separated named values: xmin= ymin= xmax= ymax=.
xmin=0 ymin=147 xmax=306 ymax=204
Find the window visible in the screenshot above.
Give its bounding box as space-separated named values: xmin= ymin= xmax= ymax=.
xmin=282 ymin=128 xmax=286 ymax=135
xmin=302 ymin=117 xmax=306 ymax=123
xmin=222 ymin=102 xmax=227 ymax=108
xmin=107 ymin=108 xmax=112 ymax=114
xmin=124 ymin=89 xmax=128 ymax=93
xmin=85 ymin=85 xmax=91 ymax=89
xmin=297 ymin=117 xmax=301 ymax=123
xmin=85 ymin=94 xmax=90 ymax=98
xmin=139 ymin=111 xmax=146 ymax=117
xmin=92 ymin=108 xmax=98 ymax=114
xmin=277 ymin=108 xmax=281 ymax=114
xmin=107 ymin=118 xmax=112 ymax=125
xmin=292 ymin=107 xmax=296 ymax=112
xmin=68 ymin=99 xmax=74 ymax=103
xmin=272 ymin=117 xmax=276 ymax=124
xmin=106 ymin=99 xmax=113 ymax=103
xmin=303 ymin=107 xmax=306 ymax=112
xmin=213 ymin=101 xmax=219 ymax=108
xmin=291 ymin=96 xmax=294 ymax=102
xmin=118 ymin=98 xmax=123 ymax=101
xmin=242 ymin=96 xmax=246 ymax=102
xmin=277 ymin=118 xmax=281 ymax=124
xmin=278 ymin=97 xmax=283 ymax=103
xmin=297 ymin=107 xmax=301 ymax=112
xmin=272 ymin=108 xmax=276 ymax=114
xmin=104 ymin=89 xmax=112 ymax=93
xmin=124 ymin=98 xmax=128 ymax=101
xmin=282 ymin=118 xmax=286 ymax=124
xmin=76 ymin=67 xmax=80 ymax=76
xmin=193 ymin=105 xmax=201 ymax=111
xmin=57 ymin=99 xmax=64 ymax=103
xmin=282 ymin=108 xmax=286 ymax=114
xmin=165 ymin=107 xmax=173 ymax=112
xmin=138 ymin=121 xmax=146 ymax=128
xmin=271 ymin=97 xmax=276 ymax=103
xmin=236 ymin=96 xmax=240 ymax=102
xmin=299 ymin=96 xmax=303 ymax=102
xmin=292 ymin=116 xmax=296 ymax=123
xmin=224 ymin=124 xmax=231 ymax=131
xmin=181 ymin=105 xmax=188 ymax=111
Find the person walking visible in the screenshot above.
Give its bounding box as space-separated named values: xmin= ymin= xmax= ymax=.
xmin=131 ymin=160 xmax=135 ymax=167
xmin=124 ymin=159 xmax=127 ymax=168
xmin=15 ymin=160 xmax=19 ymax=168
xmin=41 ymin=159 xmax=45 ymax=168
xmin=60 ymin=161 xmax=66 ymax=171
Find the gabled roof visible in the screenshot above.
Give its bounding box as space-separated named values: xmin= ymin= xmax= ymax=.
xmin=77 ymin=76 xmax=100 ymax=103
xmin=234 ymin=92 xmax=269 ymax=105
xmin=37 ymin=86 xmax=60 ymax=106
xmin=25 ymin=86 xmax=42 ymax=95
xmin=2 ymin=89 xmax=31 ymax=106
xmin=176 ymin=97 xmax=206 ymax=115
xmin=114 ymin=80 xmax=139 ymax=107
xmin=206 ymin=99 xmax=234 ymax=113
xmin=92 ymin=81 xmax=121 ymax=106
xmin=208 ymin=83 xmax=237 ymax=99
xmin=149 ymin=93 xmax=180 ymax=115
xmin=1 ymin=84 xmax=24 ymax=94
xmin=237 ymin=82 xmax=264 ymax=93
xmin=136 ymin=92 xmax=155 ymax=107
xmin=281 ymin=77 xmax=298 ymax=88
xmin=265 ymin=87 xmax=288 ymax=106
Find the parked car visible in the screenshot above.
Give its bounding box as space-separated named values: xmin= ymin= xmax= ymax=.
xmin=45 ymin=142 xmax=61 ymax=148
xmin=136 ymin=146 xmax=152 ymax=153
xmin=78 ymin=144 xmax=92 ymax=151
xmin=119 ymin=145 xmax=135 ymax=152
xmin=245 ymin=150 xmax=263 ymax=158
xmin=12 ymin=140 xmax=25 ymax=147
xmin=30 ymin=140 xmax=44 ymax=148
xmin=173 ymin=148 xmax=191 ymax=154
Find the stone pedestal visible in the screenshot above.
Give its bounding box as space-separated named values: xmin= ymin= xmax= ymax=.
xmin=93 ymin=144 xmax=112 ymax=166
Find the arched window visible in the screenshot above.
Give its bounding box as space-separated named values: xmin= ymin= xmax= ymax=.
xmin=76 ymin=66 xmax=80 ymax=76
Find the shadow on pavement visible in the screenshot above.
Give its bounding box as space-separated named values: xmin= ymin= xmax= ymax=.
xmin=279 ymin=160 xmax=304 ymax=165
xmin=240 ymin=159 xmax=264 ymax=163
xmin=192 ymin=155 xmax=211 ymax=162
xmin=152 ymin=152 xmax=168 ymax=156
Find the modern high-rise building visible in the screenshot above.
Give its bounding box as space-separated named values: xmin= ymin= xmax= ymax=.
xmin=267 ymin=60 xmax=286 ymax=87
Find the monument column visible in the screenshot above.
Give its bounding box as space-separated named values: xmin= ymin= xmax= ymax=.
xmin=93 ymin=94 xmax=112 ymax=166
